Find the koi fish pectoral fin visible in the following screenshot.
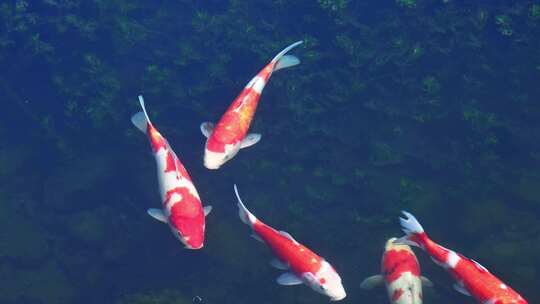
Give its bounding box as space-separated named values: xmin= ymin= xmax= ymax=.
xmin=200 ymin=122 xmax=214 ymax=138
xmin=270 ymin=258 xmax=289 ymax=270
xmin=453 ymin=283 xmax=471 ymax=296
xmin=131 ymin=95 xmax=152 ymax=133
xmin=131 ymin=112 xmax=148 ymax=133
xmin=277 ymin=272 xmax=303 ymax=286
xmin=274 ymin=55 xmax=301 ymax=72
xmin=421 ymin=276 xmax=434 ymax=287
xmin=359 ymin=275 xmax=384 ymax=290
xmin=203 ymin=206 xmax=213 ymax=216
xmin=240 ymin=133 xmax=261 ymax=149
xmin=147 ymin=208 xmax=167 ymax=223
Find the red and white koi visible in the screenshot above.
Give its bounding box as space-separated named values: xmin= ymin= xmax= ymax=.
xmin=201 ymin=41 xmax=303 ymax=169
xmin=233 ymin=185 xmax=346 ymax=301
xmin=360 ymin=238 xmax=432 ymax=304
xmin=131 ymin=95 xmax=212 ymax=249
xmin=396 ymin=211 xmax=528 ymax=304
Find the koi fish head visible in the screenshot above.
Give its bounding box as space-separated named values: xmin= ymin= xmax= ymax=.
xmin=385 ymin=237 xmax=415 ymax=254
xmin=203 ymin=139 xmax=240 ymax=169
xmin=169 ymin=214 xmax=206 ymax=250
xmin=382 ymin=237 xmax=420 ymax=278
xmin=305 ymin=261 xmax=346 ymax=301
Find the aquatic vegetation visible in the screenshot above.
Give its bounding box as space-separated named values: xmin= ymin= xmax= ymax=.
xmin=529 ymin=4 xmax=540 ymax=20
xmin=2 ymin=0 xmax=540 ymax=302
xmin=396 ymin=0 xmax=416 ymax=9
xmin=495 ymin=14 xmax=513 ymax=36
xmin=318 ymin=0 xmax=349 ymax=12
xmin=421 ymin=75 xmax=441 ymax=96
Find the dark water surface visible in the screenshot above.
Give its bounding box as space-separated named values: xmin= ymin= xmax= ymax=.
xmin=1 ymin=1 xmax=540 ymax=303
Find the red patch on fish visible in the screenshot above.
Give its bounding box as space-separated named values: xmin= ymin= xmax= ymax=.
xmin=392 ymin=288 xmax=404 ymax=301
xmin=164 ymin=151 xmax=177 ymax=174
xmin=206 ymin=65 xmax=273 ymax=153
xmin=147 ymin=124 xmax=167 ymax=152
xmin=206 ymin=136 xmax=227 ymax=153
xmin=382 ymin=249 xmax=420 ymax=284
xmin=165 ymin=187 xmax=205 ymax=248
xmin=417 ymin=232 xmax=528 ymax=303
xmin=253 ymin=222 xmax=322 ymax=275
xmin=174 ymin=155 xmax=192 ymax=182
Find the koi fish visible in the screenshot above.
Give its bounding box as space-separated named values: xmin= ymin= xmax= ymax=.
xmin=360 ymin=238 xmax=432 ymax=304
xmin=233 ymin=184 xmax=346 ymax=301
xmin=131 ymin=95 xmax=212 ymax=249
xmin=396 ymin=211 xmax=528 ymax=304
xmin=201 ymin=41 xmax=303 ymax=169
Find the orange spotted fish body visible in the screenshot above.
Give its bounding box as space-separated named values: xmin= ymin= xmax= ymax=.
xmin=361 ymin=238 xmax=432 ymax=304
xmin=233 ymin=185 xmax=346 ymax=301
xmin=397 ymin=211 xmax=528 ymax=304
xmin=131 ymin=96 xmax=212 ymax=249
xmin=201 ymin=41 xmax=303 ymax=169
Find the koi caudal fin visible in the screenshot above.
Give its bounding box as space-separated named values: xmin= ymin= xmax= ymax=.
xmin=395 ymin=211 xmax=426 ymax=248
xmin=271 ymin=40 xmax=303 ymax=72
xmin=131 ymin=95 xmax=152 ymax=133
xmin=233 ymin=184 xmax=257 ymax=227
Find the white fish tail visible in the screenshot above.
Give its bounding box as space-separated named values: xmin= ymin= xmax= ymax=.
xmin=131 ymin=95 xmax=152 ymax=133
xmin=233 ymin=184 xmax=257 ymax=227
xmin=271 ymin=40 xmax=303 ymax=72
xmin=394 ymin=211 xmax=425 ymax=248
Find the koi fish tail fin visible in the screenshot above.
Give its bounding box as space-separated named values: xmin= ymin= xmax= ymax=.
xmin=233 ymin=184 xmax=257 ymax=228
xmin=131 ymin=95 xmax=152 ymax=133
xmin=395 ymin=211 xmax=426 ymax=248
xmin=271 ymin=40 xmax=303 ymax=72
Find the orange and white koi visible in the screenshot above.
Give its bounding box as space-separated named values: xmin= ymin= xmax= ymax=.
xmin=233 ymin=185 xmax=346 ymax=301
xmin=396 ymin=211 xmax=528 ymax=304
xmin=201 ymin=41 xmax=303 ymax=169
xmin=360 ymin=238 xmax=432 ymax=304
xmin=131 ymin=96 xmax=212 ymax=249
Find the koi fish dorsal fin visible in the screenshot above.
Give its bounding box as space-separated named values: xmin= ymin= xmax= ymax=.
xmin=131 ymin=95 xmax=152 ymax=133
xmin=233 ymin=184 xmax=257 ymax=226
xmin=279 ymin=230 xmax=298 ymax=244
xmin=271 ymin=40 xmax=303 ymax=71
xmin=169 ymin=150 xmax=184 ymax=177
xmin=471 ymin=259 xmax=489 ymax=272
xmin=359 ymin=275 xmax=384 ymax=290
